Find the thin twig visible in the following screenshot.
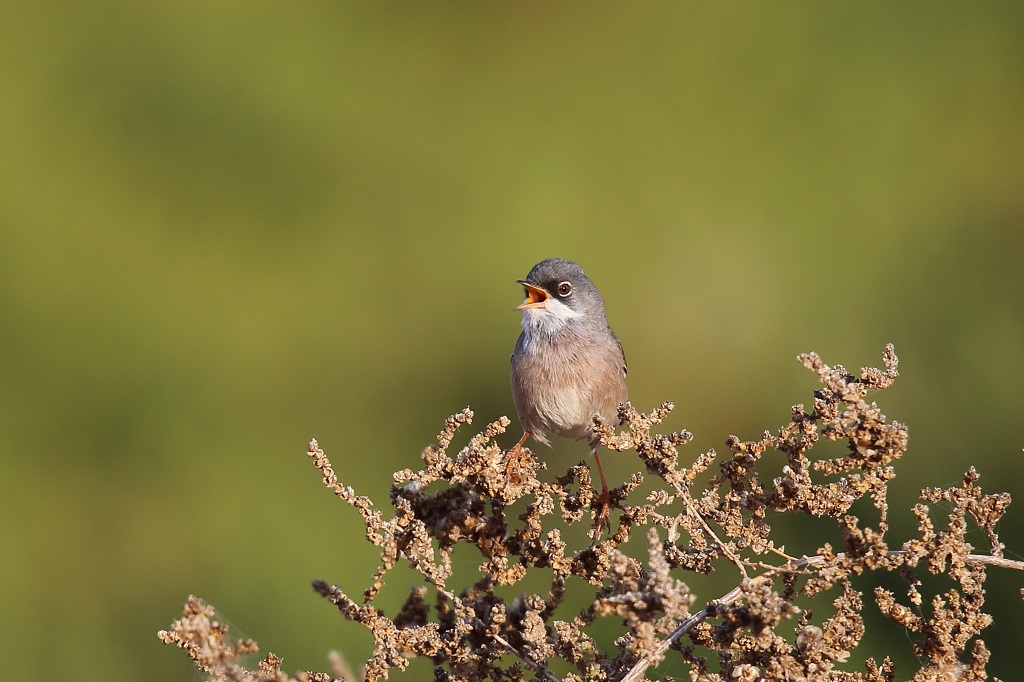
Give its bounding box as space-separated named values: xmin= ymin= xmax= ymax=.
xmin=491 ymin=633 xmax=560 ymax=682
xmin=683 ymin=494 xmax=748 ymax=579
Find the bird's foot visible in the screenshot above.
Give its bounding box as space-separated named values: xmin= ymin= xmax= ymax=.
xmin=591 ymin=489 xmax=616 ymax=536
xmin=502 ymin=441 xmax=533 ymax=488
xmin=507 ymin=431 xmax=530 ymax=456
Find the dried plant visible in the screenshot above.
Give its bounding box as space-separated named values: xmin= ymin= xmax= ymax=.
xmin=160 ymin=344 xmax=1023 ymax=681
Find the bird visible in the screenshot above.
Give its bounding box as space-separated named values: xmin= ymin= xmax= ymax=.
xmin=509 ymin=258 xmax=628 ymax=531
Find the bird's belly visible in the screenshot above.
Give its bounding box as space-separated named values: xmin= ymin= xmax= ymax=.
xmin=527 ymin=380 xmax=594 ymax=441
xmin=512 ymin=348 xmax=622 ymax=443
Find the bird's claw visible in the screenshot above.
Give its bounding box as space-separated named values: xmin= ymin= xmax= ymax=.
xmin=592 ymin=490 xmax=615 ymax=535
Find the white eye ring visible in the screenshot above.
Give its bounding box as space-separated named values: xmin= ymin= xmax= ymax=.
xmin=556 ymin=281 xmax=572 ymax=297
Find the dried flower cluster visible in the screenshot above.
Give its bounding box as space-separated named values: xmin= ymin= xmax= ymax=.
xmin=160 ymin=345 xmax=1022 ymax=681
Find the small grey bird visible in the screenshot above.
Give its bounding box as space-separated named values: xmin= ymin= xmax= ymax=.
xmin=510 ymin=258 xmax=628 ymax=529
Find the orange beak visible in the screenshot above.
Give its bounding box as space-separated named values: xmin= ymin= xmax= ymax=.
xmin=515 ymin=280 xmax=549 ymax=311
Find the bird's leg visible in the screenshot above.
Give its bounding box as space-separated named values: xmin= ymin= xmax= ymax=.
xmin=591 ymin=446 xmax=613 ymax=533
xmin=510 ymin=431 xmax=530 ymax=452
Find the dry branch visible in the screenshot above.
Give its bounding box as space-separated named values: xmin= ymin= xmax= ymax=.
xmin=160 ymin=345 xmax=1022 ymax=681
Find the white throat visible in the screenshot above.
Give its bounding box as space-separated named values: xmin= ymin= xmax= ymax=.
xmin=520 ymin=298 xmax=583 ymax=339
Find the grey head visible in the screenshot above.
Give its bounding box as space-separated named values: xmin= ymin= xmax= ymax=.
xmin=516 ymin=258 xmax=610 ymax=338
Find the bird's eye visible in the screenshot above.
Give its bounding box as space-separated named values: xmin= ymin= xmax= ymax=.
xmin=557 ymin=281 xmax=572 ymax=297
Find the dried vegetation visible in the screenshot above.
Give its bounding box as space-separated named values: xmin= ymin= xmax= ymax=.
xmin=159 ymin=345 xmax=1023 ymax=681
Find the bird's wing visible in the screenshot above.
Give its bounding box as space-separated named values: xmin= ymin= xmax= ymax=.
xmin=614 ymin=334 xmax=627 ymax=377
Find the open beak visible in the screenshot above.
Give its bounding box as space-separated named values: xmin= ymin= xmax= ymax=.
xmin=515 ymin=280 xmax=549 ymax=311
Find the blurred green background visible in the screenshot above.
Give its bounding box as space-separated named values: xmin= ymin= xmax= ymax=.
xmin=2 ymin=3 xmax=1022 ymax=680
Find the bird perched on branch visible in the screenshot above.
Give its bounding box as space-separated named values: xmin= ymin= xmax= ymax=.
xmin=509 ymin=257 xmax=628 ymax=531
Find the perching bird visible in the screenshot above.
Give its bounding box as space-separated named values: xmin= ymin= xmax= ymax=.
xmin=509 ymin=258 xmax=628 ymax=530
